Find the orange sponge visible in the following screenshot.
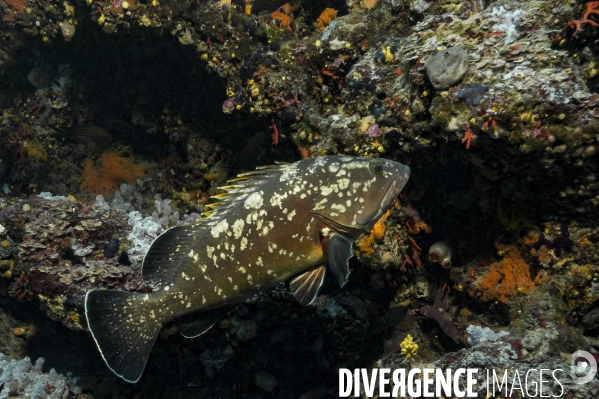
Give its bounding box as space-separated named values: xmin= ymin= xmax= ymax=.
xmin=80 ymin=150 xmax=147 ymax=196
xmin=472 ymin=244 xmax=545 ymax=303
xmin=317 ymin=8 xmax=337 ymax=31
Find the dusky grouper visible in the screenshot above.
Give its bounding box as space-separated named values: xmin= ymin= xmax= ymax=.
xmin=85 ymin=155 xmax=410 ymax=382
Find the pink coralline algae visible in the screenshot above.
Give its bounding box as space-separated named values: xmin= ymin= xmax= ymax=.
xmin=222 ymin=97 xmax=236 ymax=114
xmin=366 ymin=123 xmax=381 ymax=137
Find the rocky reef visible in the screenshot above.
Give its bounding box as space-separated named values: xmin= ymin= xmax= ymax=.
xmin=1 ymin=0 xmax=599 ymax=397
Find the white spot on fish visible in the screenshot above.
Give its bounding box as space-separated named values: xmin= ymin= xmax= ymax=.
xmin=256 ymin=256 xmax=264 ymax=266
xmin=244 ymin=191 xmax=264 ymax=209
xmin=206 ymin=246 xmax=215 ymax=258
xmin=287 ymin=210 xmax=296 ymax=221
xmin=331 ymin=203 xmax=347 ymax=213
xmin=240 ymin=237 xmax=248 ymax=251
xmin=270 ymin=192 xmax=287 ymax=208
xmin=321 ymin=185 xmax=336 ymax=196
xmin=239 ymin=266 xmax=247 ymax=273
xmin=211 ymin=219 xmax=229 ymax=238
xmin=338 ymin=178 xmax=350 ymax=190
xmin=231 ymin=219 xmax=244 ymax=239
xmin=328 ymin=163 xmax=340 ymax=173
xmin=181 ymin=272 xmax=191 ymax=281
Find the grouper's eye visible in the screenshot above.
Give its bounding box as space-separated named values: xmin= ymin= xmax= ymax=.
xmin=369 ymin=161 xmax=383 ymax=175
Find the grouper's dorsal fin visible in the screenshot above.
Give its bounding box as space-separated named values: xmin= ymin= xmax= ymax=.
xmin=142 ymin=162 xmax=291 ymax=288
xmin=199 ymin=161 xmax=292 ymax=226
xmin=142 ymin=225 xmax=208 ymax=289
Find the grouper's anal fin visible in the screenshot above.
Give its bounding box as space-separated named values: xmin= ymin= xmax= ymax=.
xmin=176 ymin=308 xmax=227 ymax=338
xmin=324 ymin=234 xmax=353 ymax=288
xmin=289 ymin=265 xmax=326 ymax=306
xmin=142 ymin=225 xmax=207 ymax=288
xmin=85 ymin=289 xmax=162 ymax=383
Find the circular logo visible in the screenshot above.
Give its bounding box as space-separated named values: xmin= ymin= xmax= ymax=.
xmin=570 ymin=350 xmax=597 ymax=385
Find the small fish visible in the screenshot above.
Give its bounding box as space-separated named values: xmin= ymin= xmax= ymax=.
xmin=53 ymin=125 xmax=113 ymax=147
xmin=27 ymin=68 xmax=53 ymax=89
xmin=85 ymin=155 xmax=410 ymax=383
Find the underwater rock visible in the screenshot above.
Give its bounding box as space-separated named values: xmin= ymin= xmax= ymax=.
xmin=425 ymin=47 xmax=469 ymax=90
xmin=254 ymin=370 xmax=278 ymax=392
xmin=457 ymin=83 xmax=489 ymax=106
xmin=103 ymin=237 xmax=120 ymax=258
xmin=0 ymin=353 xmax=81 ymax=398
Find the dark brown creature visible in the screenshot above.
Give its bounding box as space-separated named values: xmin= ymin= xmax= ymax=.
xmin=86 ymin=156 xmax=410 ymax=383
xmin=27 ymin=68 xmax=53 ymax=89
xmin=53 ymin=125 xmax=113 ymax=147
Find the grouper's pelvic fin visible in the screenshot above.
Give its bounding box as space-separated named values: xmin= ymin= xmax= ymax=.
xmin=85 ymin=290 xmax=162 ymax=383
xmin=176 ymin=307 xmax=228 ymax=338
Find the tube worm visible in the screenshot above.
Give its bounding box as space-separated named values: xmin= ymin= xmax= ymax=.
xmin=428 ymin=241 xmax=452 ymax=268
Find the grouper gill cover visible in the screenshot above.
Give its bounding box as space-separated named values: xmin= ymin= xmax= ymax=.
xmin=85 ymin=155 xmax=410 ymax=383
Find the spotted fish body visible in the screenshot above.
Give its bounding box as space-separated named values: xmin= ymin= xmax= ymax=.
xmin=85 ymin=156 xmax=410 ymax=383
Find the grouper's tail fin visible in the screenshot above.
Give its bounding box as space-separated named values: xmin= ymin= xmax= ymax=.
xmin=85 ymin=289 xmax=162 ymax=383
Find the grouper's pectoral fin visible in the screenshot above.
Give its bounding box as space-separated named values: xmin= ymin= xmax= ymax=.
xmin=324 ymin=234 xmax=353 ymax=288
xmin=290 ymin=265 xmax=326 ymax=306
xmin=176 ymin=309 xmax=226 ymax=338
